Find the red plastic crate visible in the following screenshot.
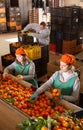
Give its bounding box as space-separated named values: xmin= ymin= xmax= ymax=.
xmin=50 ymin=43 xmax=56 ymax=52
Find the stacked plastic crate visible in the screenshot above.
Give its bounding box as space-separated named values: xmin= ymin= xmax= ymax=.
xmin=76 ymin=8 xmax=83 ymax=53
xmin=15 ymin=8 xmax=22 ymax=31
xmin=50 ymin=7 xmax=63 ymax=53
xmin=6 ymin=7 xmax=22 ymax=31
xmin=0 ymin=2 xmax=7 ymax=33
xmin=63 ymin=6 xmax=83 ymax=54
xmin=50 ymin=6 xmax=82 ymax=54
xmin=28 ymin=8 xmax=43 ymax=24
xmin=62 ymin=6 xmax=80 ymax=54
xmin=28 ymin=8 xmax=38 ymax=24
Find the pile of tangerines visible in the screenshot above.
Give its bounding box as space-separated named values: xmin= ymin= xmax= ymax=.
xmin=52 ymin=88 xmax=61 ymax=101
xmin=0 ymin=74 xmax=66 ymax=118
xmin=0 ymin=74 xmax=83 ymax=130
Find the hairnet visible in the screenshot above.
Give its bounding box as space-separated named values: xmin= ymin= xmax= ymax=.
xmin=60 ymin=54 xmax=75 ymax=65
xmin=15 ymin=48 xmax=25 ymax=55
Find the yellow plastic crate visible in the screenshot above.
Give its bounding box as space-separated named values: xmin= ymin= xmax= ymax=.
xmin=24 ymin=45 xmax=41 ymax=60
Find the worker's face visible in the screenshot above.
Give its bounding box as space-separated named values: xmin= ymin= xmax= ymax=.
xmin=60 ymin=61 xmax=71 ymax=72
xmin=40 ymin=25 xmax=45 ymax=30
xmin=16 ymin=54 xmax=25 ymax=62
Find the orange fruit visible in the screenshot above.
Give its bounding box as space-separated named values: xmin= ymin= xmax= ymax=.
xmin=74 ymin=125 xmax=81 ymax=130
xmin=41 ymin=126 xmax=48 ymax=130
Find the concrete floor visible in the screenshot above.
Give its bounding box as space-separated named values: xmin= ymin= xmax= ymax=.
xmin=0 ymin=32 xmax=18 ymax=68
xmin=0 ymin=32 xmax=83 ymax=93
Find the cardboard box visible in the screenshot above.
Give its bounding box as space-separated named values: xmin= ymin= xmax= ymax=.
xmin=49 ymin=51 xmax=62 ymax=62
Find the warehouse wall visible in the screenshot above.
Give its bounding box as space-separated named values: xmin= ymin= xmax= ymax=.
xmin=18 ymin=0 xmax=32 ymax=27
xmin=65 ymin=0 xmax=83 ymax=6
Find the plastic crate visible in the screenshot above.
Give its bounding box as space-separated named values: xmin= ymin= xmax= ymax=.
xmin=24 ymin=44 xmax=41 ymax=60
xmin=9 ymin=42 xmax=21 ymax=55
xmin=63 ymin=31 xmax=78 ymax=40
xmin=41 ymin=45 xmax=49 ymax=58
xmin=79 ymin=92 xmax=83 ymax=108
xmin=50 ymin=32 xmax=56 ymax=43
xmin=51 ymin=7 xmax=64 ymax=17
xmin=64 ymin=17 xmax=72 ymax=26
xmin=0 ymin=22 xmax=7 ymax=32
xmin=55 ymin=39 xmax=62 ymax=53
xmin=18 ymin=31 xmax=34 ymax=45
xmin=57 ymin=16 xmax=65 ymax=25
xmin=51 ymin=16 xmax=58 ymax=24
xmin=50 ymin=43 xmax=56 ymax=52
xmin=1 ymin=53 xmax=15 ymax=67
xmin=72 ymin=6 xmax=80 ymax=17
xmin=41 ymin=58 xmax=47 ymax=76
xmin=34 ymin=58 xmax=42 ymax=78
xmin=56 ymin=31 xmax=63 ymax=40
xmin=63 ymin=7 xmax=72 ymax=17
xmin=79 ymin=8 xmax=83 ymax=22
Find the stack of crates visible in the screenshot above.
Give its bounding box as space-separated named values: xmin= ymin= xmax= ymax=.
xmin=54 ymin=0 xmax=59 ymax=7
xmin=76 ymin=8 xmax=83 ymax=52
xmin=28 ymin=8 xmax=38 ymax=24
xmin=50 ymin=6 xmax=82 ymax=54
xmin=50 ymin=7 xmax=64 ymax=53
xmin=0 ymin=2 xmax=7 ymax=33
xmin=7 ymin=7 xmax=16 ymax=31
xmin=28 ymin=8 xmax=43 ymax=24
xmin=63 ymin=6 xmax=79 ymax=41
xmin=15 ymin=8 xmax=22 ymax=31
xmin=7 ymin=7 xmax=22 ymax=31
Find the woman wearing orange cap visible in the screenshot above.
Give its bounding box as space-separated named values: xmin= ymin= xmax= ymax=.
xmin=3 ymin=47 xmax=38 ymax=87
xmin=30 ymin=54 xmax=80 ymax=104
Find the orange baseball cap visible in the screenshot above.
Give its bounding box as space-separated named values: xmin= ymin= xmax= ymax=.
xmin=15 ymin=48 xmax=25 ymax=55
xmin=60 ymin=54 xmax=75 ymax=65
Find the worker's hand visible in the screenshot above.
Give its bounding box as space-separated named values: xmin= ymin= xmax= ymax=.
xmin=30 ymin=91 xmax=38 ymax=102
xmin=3 ymin=72 xmax=8 ymax=78
xmin=16 ymin=75 xmax=23 ymax=79
xmin=21 ymin=30 xmax=25 ymax=33
xmin=27 ymin=32 xmax=33 ymax=36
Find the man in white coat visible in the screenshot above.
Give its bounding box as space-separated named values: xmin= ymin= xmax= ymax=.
xmin=22 ymin=21 xmax=50 ymax=45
